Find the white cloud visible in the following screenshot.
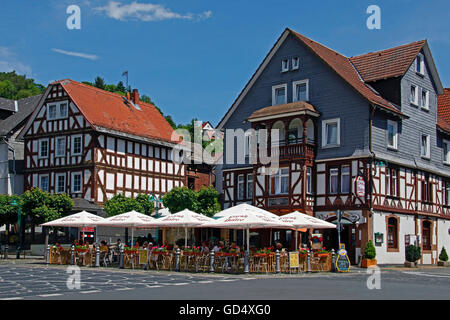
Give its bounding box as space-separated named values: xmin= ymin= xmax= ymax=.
xmin=95 ymin=1 xmax=212 ymax=22
xmin=51 ymin=48 xmax=99 ymax=60
xmin=0 ymin=46 xmax=32 ymax=75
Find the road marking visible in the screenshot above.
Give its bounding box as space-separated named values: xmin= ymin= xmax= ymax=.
xmin=1 ymin=297 xmax=24 ymax=300
xmin=115 ymin=287 xmax=133 ymax=291
xmin=242 ymin=277 xmax=256 ymax=280
xmin=39 ymin=293 xmax=63 ymax=297
xmin=197 ymin=280 xmax=213 ymax=284
xmin=402 ymin=271 xmax=450 ymax=278
xmin=218 ymin=279 xmax=237 ymax=282
xmin=173 ymin=282 xmax=189 ymax=286
xmin=80 ymin=290 xmax=101 ymax=294
xmin=147 ymin=285 xmax=162 ymax=288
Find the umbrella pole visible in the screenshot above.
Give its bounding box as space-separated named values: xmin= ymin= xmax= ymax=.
xmin=247 ymin=228 xmax=250 ymax=254
xmin=270 ymin=228 xmax=272 ymax=247
xmin=295 ymin=230 xmax=298 ymax=251
xmin=131 ymin=227 xmax=134 ymax=247
xmin=185 ymin=227 xmax=188 ymax=248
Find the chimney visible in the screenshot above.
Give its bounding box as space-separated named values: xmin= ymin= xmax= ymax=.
xmin=131 ymin=89 xmax=139 ymax=104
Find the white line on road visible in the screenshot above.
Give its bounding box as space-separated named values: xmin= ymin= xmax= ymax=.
xmin=39 ymin=293 xmax=63 ymax=297
xmin=115 ymin=288 xmax=134 ymax=291
xmin=401 ymin=271 xmax=450 ymax=278
xmin=173 ymin=282 xmax=189 ymax=286
xmin=80 ymin=290 xmax=101 ymax=294
xmin=1 ymin=297 xmax=24 ymax=300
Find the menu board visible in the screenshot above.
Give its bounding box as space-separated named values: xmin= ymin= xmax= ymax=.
xmin=336 ymin=249 xmax=350 ymax=272
xmin=289 ymin=251 xmax=299 ymax=269
xmin=139 ymin=249 xmax=148 ymax=265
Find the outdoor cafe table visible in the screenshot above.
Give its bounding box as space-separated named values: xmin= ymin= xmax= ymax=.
xmin=149 ymin=251 xmax=173 ymax=270
xmin=214 ymin=252 xmax=241 ymax=273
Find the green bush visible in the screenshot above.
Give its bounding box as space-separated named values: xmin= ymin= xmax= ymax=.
xmin=439 ymin=247 xmax=448 ymax=262
xmin=405 ymin=245 xmax=421 ymax=262
xmin=363 ymin=240 xmax=376 ymax=260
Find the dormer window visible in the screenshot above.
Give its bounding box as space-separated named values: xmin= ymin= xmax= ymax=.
xmin=416 ymin=54 xmax=425 ymax=75
xmin=281 ymin=59 xmax=289 ymax=72
xmin=292 ymin=57 xmax=300 ymax=70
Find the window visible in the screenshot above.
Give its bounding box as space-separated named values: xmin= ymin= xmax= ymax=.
xmin=247 ymin=174 xmax=253 ymax=199
xmin=39 ymin=139 xmax=49 ymax=158
xmin=422 ymin=221 xmax=431 ymax=251
xmin=410 ymin=85 xmax=418 ymax=105
xmin=272 ymin=121 xmax=286 ymax=146
xmin=420 ymin=134 xmax=430 ymax=158
xmin=71 ymin=135 xmax=82 ymax=155
xmin=288 ymin=118 xmax=303 ymax=144
xmin=237 ymin=174 xmax=245 ymax=200
xmin=47 ymin=104 xmax=57 ymax=120
xmin=422 ymin=175 xmax=432 ymax=203
xmin=421 ymin=90 xmax=429 ymax=110
xmin=72 ymin=172 xmax=82 ymax=193
xmin=281 ymin=59 xmax=289 ymax=72
xmin=443 ymin=140 xmax=450 ymax=164
xmin=59 ymin=102 xmax=68 ymax=118
xmin=56 ymin=174 xmax=66 ymax=193
xmin=292 ymin=57 xmax=299 ymax=70
xmin=386 ymin=168 xmax=399 ymax=197
xmin=322 ymin=118 xmax=340 ymax=147
xmin=270 ymin=168 xmax=289 ymax=195
xmin=445 ymin=181 xmax=450 ymax=206
xmin=272 ymin=84 xmax=287 ymax=105
xmin=416 ymin=54 xmax=425 ymax=75
xmin=293 ymin=80 xmax=309 ymax=102
xmin=329 ymin=168 xmax=339 ymax=194
xmin=55 ymin=137 xmax=66 ymax=157
xmin=387 ymin=217 xmax=398 ymax=249
xmin=341 ymin=165 xmax=350 ymax=194
xmin=387 ymin=120 xmax=398 ymax=150
xmin=39 ymin=175 xmax=49 ymax=192
xmin=306 ymin=167 xmax=312 ymax=194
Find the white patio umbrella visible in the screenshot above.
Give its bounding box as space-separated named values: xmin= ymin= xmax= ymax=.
xmin=213 ymin=203 xmax=281 ymax=247
xmin=203 ymin=209 xmax=294 ymax=255
xmin=96 ymin=210 xmax=157 ymax=246
xmin=145 ymin=209 xmax=215 ymax=247
xmin=279 ymin=211 xmax=336 ymax=250
xmin=40 ymin=210 xmax=106 ymax=242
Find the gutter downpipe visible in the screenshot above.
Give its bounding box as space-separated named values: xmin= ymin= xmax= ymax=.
xmin=368 ymin=105 xmax=376 ymax=242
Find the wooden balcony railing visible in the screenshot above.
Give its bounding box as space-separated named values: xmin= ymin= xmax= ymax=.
xmin=263 ymin=142 xmax=315 ymax=160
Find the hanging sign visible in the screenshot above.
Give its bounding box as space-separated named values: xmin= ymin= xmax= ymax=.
xmin=355 ymin=176 xmax=365 ymax=197
xmin=336 ymin=244 xmax=350 ymax=272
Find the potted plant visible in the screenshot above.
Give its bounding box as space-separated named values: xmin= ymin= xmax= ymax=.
xmin=405 ymin=245 xmax=421 ymax=267
xmin=361 ymin=240 xmax=377 ymax=268
xmin=438 ymin=247 xmax=449 ymax=267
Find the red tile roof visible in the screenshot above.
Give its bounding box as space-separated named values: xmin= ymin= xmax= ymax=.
xmin=438 ymin=88 xmax=450 ymax=133
xmin=289 ymin=29 xmax=405 ymax=117
xmin=56 ymin=79 xmax=177 ymax=143
xmin=349 ymin=40 xmax=426 ymax=82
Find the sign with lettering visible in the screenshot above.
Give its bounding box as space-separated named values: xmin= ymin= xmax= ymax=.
xmin=336 ymin=246 xmax=350 ymax=272
xmin=139 ymin=249 xmax=148 ymax=265
xmin=356 ymin=176 xmax=365 ymax=197
xmin=289 ymin=251 xmax=299 ymax=269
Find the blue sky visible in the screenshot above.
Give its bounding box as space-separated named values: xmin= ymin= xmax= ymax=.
xmin=0 ymin=0 xmax=449 ymax=126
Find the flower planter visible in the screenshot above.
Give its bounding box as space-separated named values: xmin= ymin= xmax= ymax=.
xmin=361 ymin=258 xmax=377 ymax=268
xmin=437 ymin=261 xmax=450 ymax=267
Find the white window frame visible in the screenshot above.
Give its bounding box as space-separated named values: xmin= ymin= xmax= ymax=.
xmin=38 ymin=139 xmax=49 ymax=159
xmin=292 ymin=57 xmax=300 ymax=70
xmin=59 ymin=102 xmax=68 ymax=118
xmin=421 ymin=90 xmax=429 ymax=110
xmin=55 ymin=136 xmax=66 ymax=157
xmin=443 ymin=139 xmax=450 ymax=165
xmin=292 ymin=79 xmax=309 ymax=102
xmin=306 ymin=167 xmax=312 ymax=194
xmin=272 ymin=84 xmax=287 ymax=106
xmin=47 ymin=104 xmax=57 ymax=120
xmin=55 ymin=173 xmax=66 ymax=194
xmin=47 ymin=101 xmax=69 ymax=120
xmin=237 ymin=174 xmax=245 ymax=200
xmin=71 ymin=134 xmax=83 ymax=156
xmin=281 ymin=59 xmax=289 ymax=72
xmin=39 ymin=175 xmax=49 ymax=192
xmin=416 ymin=53 xmax=425 ymax=75
xmin=71 ymin=172 xmax=82 ymax=194
xmin=341 ymin=165 xmax=350 ymax=194
xmin=387 ymin=120 xmax=398 ymax=150
xmin=270 ymin=168 xmax=289 ymax=195
xmin=329 ymin=168 xmax=339 ymax=194
xmin=420 ymin=134 xmax=430 ymax=159
xmin=247 ymin=173 xmax=253 ymax=200
xmin=410 ymin=85 xmax=419 ymax=106
xmin=321 ymin=118 xmax=340 ymax=148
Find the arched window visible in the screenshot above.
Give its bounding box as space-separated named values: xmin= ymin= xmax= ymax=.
xmin=387 ymin=217 xmax=398 ymax=249
xmin=306 ymin=119 xmax=315 ymax=143
xmin=422 ymin=221 xmax=431 ymax=251
xmin=272 ymin=121 xmax=285 ymax=146
xmin=288 ymin=118 xmax=303 ymax=144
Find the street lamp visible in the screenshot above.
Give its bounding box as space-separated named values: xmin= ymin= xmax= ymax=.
xmin=10 ymin=199 xmax=21 ymax=259
xmin=336 ymin=209 xmax=343 ymax=249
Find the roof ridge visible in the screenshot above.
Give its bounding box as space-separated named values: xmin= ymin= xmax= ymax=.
xmin=350 ymin=40 xmax=426 ymax=59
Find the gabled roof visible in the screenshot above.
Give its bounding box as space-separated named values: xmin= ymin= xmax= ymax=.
xmin=0 ymin=97 xmax=16 ymax=112
xmin=349 ymin=40 xmax=426 ymax=82
xmin=438 ymin=88 xmax=450 ymax=133
xmin=248 ymin=101 xmax=319 ymax=122
xmin=217 ymin=28 xmax=407 ymax=130
xmin=0 ymin=95 xmax=42 ymax=137
xmin=20 ymin=79 xmax=178 ymax=144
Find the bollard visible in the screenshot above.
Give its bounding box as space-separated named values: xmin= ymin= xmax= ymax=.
xmin=209 ymin=251 xmax=215 ymax=273
xmin=307 ymin=249 xmax=312 ymax=273
xmin=244 ymin=251 xmax=249 ymax=274
xmin=71 ymin=245 xmax=75 ymax=265
xmin=46 ymin=245 xmax=50 ymax=264
xmin=119 ymin=248 xmax=124 ymax=269
xmin=144 ymin=247 xmax=149 ymax=270
xmin=175 ymin=248 xmax=181 ymax=272
xmin=331 ymin=249 xmax=336 ymax=272
xmin=95 ymin=244 xmax=100 ymax=267
xmin=4 ymin=244 xmax=8 ymax=259
xmin=276 ymin=250 xmax=281 ymax=274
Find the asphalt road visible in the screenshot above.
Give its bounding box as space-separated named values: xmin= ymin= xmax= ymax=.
xmin=0 ymin=263 xmax=449 ymax=300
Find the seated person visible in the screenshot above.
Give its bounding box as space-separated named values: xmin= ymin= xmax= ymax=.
xmin=201 ymin=242 xmax=210 ymax=254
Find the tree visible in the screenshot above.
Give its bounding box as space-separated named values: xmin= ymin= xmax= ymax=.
xmin=439 ymin=247 xmax=448 ymax=262
xmin=0 ymin=194 xmax=21 ymax=226
xmin=94 ymin=76 xmax=106 ymax=90
xmin=104 ymin=193 xmax=154 ymax=216
xmin=196 ymin=186 xmax=221 ymax=217
xmin=165 ymin=115 xmax=177 ymax=129
xmin=117 ymin=81 xmax=126 ymax=93
xmin=363 ymin=240 xmax=376 ymax=260
xmin=0 ymin=71 xmax=45 ymax=100
xmin=162 ymin=187 xmax=198 ymax=214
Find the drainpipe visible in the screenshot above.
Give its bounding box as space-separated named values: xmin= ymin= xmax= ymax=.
xmin=368 ymin=105 xmax=376 ymax=242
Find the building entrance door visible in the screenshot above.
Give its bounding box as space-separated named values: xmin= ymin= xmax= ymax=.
xmin=322 ymin=220 xmax=356 ymax=264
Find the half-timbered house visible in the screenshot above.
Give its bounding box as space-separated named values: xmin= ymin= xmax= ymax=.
xmin=215 ymin=28 xmax=450 ymax=264
xmin=18 ymin=80 xmax=186 ymax=209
